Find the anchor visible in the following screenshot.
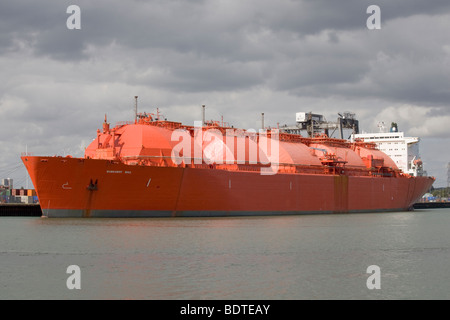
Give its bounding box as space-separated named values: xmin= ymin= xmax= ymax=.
xmin=87 ymin=179 xmax=98 ymax=191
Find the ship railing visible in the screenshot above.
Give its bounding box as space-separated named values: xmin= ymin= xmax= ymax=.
xmin=119 ymin=154 xmax=399 ymax=177
xmin=121 ymin=155 xmax=322 ymax=170
xmin=115 ymin=121 xmax=135 ymax=128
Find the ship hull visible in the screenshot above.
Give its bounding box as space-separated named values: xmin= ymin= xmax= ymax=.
xmin=22 ymin=156 xmax=434 ymax=218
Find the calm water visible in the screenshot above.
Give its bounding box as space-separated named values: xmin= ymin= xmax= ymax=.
xmin=1 ymin=208 xmax=450 ymax=300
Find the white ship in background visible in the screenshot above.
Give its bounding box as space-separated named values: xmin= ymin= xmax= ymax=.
xmin=351 ymin=122 xmax=425 ymax=177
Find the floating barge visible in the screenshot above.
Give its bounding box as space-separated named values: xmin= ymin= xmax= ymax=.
xmin=0 ymin=204 xmax=42 ymax=217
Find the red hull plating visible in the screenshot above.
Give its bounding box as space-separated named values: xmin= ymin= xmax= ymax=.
xmin=22 ymin=156 xmax=434 ymax=218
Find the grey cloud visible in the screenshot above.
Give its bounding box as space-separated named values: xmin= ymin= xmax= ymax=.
xmin=4 ymin=0 xmax=450 ymax=60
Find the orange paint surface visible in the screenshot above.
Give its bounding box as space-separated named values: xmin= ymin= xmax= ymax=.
xmin=21 ymin=115 xmax=435 ymax=217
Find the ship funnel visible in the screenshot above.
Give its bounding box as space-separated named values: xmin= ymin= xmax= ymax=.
xmin=390 ymin=122 xmax=398 ymax=132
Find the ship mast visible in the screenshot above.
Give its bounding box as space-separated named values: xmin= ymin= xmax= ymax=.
xmin=134 ymin=96 xmax=138 ymax=123
xmin=261 ymin=113 xmax=265 ymax=130
xmin=202 ymin=105 xmax=206 ymax=126
xmin=447 ymin=162 xmax=450 ymax=189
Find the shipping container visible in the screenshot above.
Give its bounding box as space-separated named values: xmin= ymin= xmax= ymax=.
xmin=20 ymin=196 xmax=34 ymax=204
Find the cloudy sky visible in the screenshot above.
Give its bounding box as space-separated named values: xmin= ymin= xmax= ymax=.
xmin=1 ymin=0 xmax=449 ymax=188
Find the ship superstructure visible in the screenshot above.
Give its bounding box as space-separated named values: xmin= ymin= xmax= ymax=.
xmin=351 ymin=122 xmax=425 ymax=177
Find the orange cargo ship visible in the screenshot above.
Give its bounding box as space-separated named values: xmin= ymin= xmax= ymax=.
xmin=21 ymin=111 xmax=434 ymax=218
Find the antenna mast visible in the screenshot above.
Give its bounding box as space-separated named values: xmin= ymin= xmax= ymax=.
xmin=447 ymin=162 xmax=450 ymax=189
xmin=134 ymin=96 xmax=138 ymax=123
xmin=261 ymin=113 xmax=265 ymax=130
xmin=202 ymin=105 xmax=206 ymax=126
